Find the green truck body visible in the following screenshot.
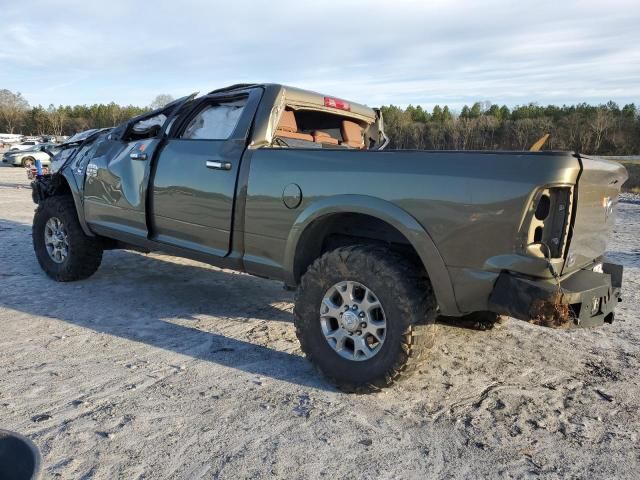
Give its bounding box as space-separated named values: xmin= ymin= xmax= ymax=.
xmin=31 ymin=83 xmax=628 ymax=390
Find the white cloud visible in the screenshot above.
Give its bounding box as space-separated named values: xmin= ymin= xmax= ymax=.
xmin=1 ymin=0 xmax=638 ymax=108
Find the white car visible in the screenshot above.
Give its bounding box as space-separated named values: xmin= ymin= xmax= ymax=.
xmin=9 ymin=140 xmax=41 ymax=152
xmin=2 ymin=144 xmax=59 ymax=167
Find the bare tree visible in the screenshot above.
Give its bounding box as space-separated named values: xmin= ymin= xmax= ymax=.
xmin=0 ymin=89 xmax=29 ymax=133
xmin=150 ymin=94 xmax=175 ymax=110
xmin=511 ymin=118 xmax=536 ymax=150
xmin=107 ymin=102 xmax=124 ymax=126
xmin=458 ymin=118 xmax=478 ymax=150
xmin=47 ymin=105 xmax=67 ymax=137
xmin=590 ymin=108 xmax=613 ymax=154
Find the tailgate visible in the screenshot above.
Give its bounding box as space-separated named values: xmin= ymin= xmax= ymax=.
xmin=563 ymin=155 xmax=628 ymax=274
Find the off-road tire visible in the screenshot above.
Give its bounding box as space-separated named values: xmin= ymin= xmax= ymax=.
xmin=33 ymin=195 xmax=103 ymax=281
xmin=21 ymin=157 xmax=35 ymax=168
xmin=294 ymin=245 xmax=438 ymax=392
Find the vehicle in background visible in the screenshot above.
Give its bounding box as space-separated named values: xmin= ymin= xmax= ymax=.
xmin=9 ymin=140 xmax=41 ymax=152
xmin=2 ymin=143 xmax=60 ymax=167
xmin=0 ymin=134 xmax=23 ymax=148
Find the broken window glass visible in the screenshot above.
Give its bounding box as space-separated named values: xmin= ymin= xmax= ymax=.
xmin=181 ymin=100 xmax=247 ymax=140
xmin=132 ymin=114 xmax=167 ymax=134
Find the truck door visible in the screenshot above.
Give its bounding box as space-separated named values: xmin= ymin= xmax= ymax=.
xmin=83 ymin=95 xmax=195 ymax=239
xmin=149 ymin=88 xmax=262 ymax=256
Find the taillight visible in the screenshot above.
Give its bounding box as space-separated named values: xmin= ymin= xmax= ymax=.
xmin=526 ymin=187 xmax=572 ymax=259
xmin=324 ymin=97 xmax=351 ymax=111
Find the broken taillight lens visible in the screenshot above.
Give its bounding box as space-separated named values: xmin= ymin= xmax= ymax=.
xmin=525 ymin=187 xmax=572 ymax=259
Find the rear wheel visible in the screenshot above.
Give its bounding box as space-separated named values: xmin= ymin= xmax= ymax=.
xmin=294 ymin=245 xmax=437 ymax=392
xmin=21 ymin=157 xmax=35 ymax=168
xmin=33 ymin=196 xmax=103 ymax=281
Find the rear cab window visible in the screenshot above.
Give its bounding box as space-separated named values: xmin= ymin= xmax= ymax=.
xmin=257 ymin=87 xmax=386 ymax=150
xmin=272 ymin=108 xmax=369 ymax=150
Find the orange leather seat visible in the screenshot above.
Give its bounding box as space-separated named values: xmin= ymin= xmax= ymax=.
xmin=275 ymin=110 xmax=313 ymax=142
xmin=312 ymin=130 xmax=339 ymax=145
xmin=341 ymin=120 xmax=365 ymax=148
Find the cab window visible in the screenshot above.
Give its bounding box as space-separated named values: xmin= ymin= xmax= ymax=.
xmin=181 ymin=99 xmax=247 ymax=140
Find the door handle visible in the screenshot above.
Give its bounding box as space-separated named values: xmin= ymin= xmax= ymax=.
xmin=130 ymin=152 xmax=147 ymax=160
xmin=206 ymin=160 xmax=232 ymax=171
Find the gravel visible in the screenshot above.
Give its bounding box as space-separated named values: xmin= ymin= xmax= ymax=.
xmin=1 ymin=165 xmax=638 ymax=479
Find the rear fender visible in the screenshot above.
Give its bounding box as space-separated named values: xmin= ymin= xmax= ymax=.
xmin=284 ymin=194 xmax=460 ymax=316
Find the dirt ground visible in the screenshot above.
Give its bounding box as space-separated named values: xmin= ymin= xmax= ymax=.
xmin=1 ymin=164 xmax=639 ymax=479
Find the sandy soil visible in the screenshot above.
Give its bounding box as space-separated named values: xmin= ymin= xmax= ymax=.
xmin=0 ymin=164 xmax=639 ymax=479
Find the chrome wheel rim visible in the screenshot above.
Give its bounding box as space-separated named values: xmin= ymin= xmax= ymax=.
xmin=320 ymin=280 xmax=387 ymax=361
xmin=44 ymin=217 xmax=69 ymax=264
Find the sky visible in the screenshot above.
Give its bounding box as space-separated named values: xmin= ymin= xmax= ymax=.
xmin=0 ymin=0 xmax=639 ymax=110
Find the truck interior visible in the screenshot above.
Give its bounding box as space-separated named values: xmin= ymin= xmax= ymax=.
xmin=273 ymin=108 xmax=368 ymax=149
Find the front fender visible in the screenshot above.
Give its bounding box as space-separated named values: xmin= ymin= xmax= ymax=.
xmin=283 ymin=194 xmax=460 ymax=316
xmin=61 ymin=168 xmax=94 ymax=237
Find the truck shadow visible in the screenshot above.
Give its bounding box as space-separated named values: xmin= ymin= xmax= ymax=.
xmin=0 ymin=219 xmax=331 ymax=391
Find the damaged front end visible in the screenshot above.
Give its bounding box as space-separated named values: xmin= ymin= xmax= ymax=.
xmin=30 ymin=128 xmax=112 ymax=205
xmin=31 ymin=173 xmax=68 ymax=205
xmin=488 ymin=262 xmax=623 ymax=328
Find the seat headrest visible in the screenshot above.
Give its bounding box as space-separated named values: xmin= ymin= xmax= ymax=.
xmin=312 ymin=131 xmax=331 ymax=139
xmin=277 ymin=110 xmax=298 ymax=133
xmin=341 ymin=120 xmax=364 ymax=146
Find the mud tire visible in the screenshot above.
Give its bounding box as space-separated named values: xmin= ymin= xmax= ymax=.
xmin=33 ymin=196 xmax=103 ymax=281
xmin=21 ymin=157 xmax=35 ymax=168
xmin=294 ymin=245 xmax=438 ymax=392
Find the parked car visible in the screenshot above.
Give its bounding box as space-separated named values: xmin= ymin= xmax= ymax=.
xmin=2 ymin=143 xmax=59 ymax=167
xmin=0 ymin=133 xmax=24 ymax=146
xmin=9 ymin=140 xmax=41 ymax=152
xmin=30 ymin=84 xmax=627 ymax=391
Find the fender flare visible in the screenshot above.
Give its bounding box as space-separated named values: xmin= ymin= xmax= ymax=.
xmin=61 ymin=169 xmax=94 ymax=237
xmin=283 ymin=194 xmax=460 ymax=316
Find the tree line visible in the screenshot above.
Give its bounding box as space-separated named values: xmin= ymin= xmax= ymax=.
xmin=0 ymin=89 xmax=165 ymax=138
xmin=381 ymin=101 xmax=639 ymax=155
xmin=1 ymin=88 xmax=638 ymax=155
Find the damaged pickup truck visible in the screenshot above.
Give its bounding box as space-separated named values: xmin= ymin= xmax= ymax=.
xmin=31 ymin=84 xmax=627 ymax=391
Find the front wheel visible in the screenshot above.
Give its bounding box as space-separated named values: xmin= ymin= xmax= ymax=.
xmin=294 ymin=245 xmax=438 ymax=392
xmin=32 ymin=196 xmax=103 ymax=281
xmin=21 ymin=157 xmax=35 ymax=168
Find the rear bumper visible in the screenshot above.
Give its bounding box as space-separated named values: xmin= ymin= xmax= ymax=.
xmin=488 ymin=262 xmax=622 ymax=328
